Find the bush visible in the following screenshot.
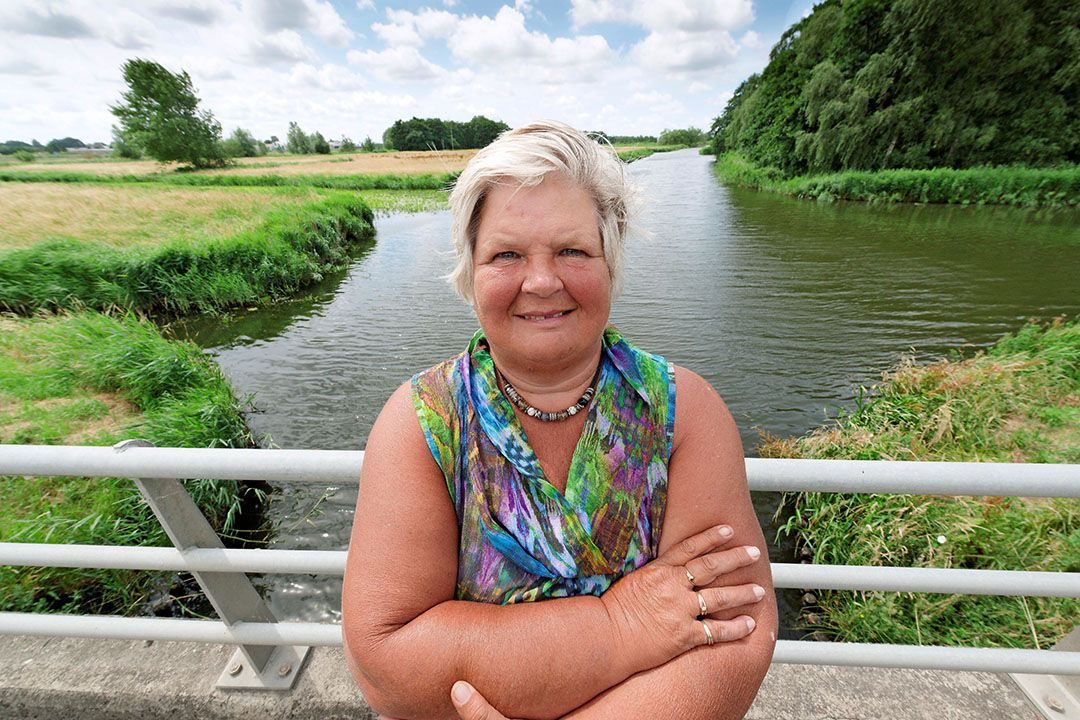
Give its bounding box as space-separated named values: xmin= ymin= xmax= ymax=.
xmin=13 ymin=150 xmax=34 ymax=162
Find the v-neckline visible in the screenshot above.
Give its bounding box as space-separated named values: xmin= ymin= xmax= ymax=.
xmin=491 ymin=362 xmax=607 ymax=506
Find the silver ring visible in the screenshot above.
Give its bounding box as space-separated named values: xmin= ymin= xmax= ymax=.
xmin=696 ymin=592 xmax=708 ymax=618
xmin=701 ymin=621 xmax=714 ymax=646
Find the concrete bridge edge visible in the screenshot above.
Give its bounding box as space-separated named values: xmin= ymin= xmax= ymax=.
xmin=0 ymin=635 xmax=1042 ymax=719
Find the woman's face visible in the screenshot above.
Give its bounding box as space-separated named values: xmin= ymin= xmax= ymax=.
xmin=471 ymin=172 xmax=611 ymax=372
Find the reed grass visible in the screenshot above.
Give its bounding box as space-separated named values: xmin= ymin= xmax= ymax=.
xmin=0 ymin=191 xmax=375 ymax=314
xmin=765 ymin=317 xmax=1080 ymax=648
xmin=715 ymin=153 xmax=1080 ymax=208
xmin=0 ymin=312 xmax=255 ymax=614
xmin=616 ymin=145 xmax=688 ymax=163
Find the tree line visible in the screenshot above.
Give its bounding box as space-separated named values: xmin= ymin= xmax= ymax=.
xmin=382 ymin=116 xmax=510 ymax=152
xmin=711 ymin=0 xmax=1080 ymax=176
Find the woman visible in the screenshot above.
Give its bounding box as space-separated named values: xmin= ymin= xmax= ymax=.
xmin=342 ymin=121 xmax=776 ymax=720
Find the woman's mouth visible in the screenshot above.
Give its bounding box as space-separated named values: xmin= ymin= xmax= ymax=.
xmin=519 ymin=309 xmax=572 ymax=321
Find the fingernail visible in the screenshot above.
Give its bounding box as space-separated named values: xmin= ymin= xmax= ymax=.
xmin=753 ymin=585 xmax=765 ymax=599
xmin=745 ymin=617 xmax=756 ymax=632
xmin=452 ymin=681 xmax=472 ymax=704
xmin=717 ymin=525 xmax=733 ymax=538
xmin=746 ymin=546 xmax=761 ymax=559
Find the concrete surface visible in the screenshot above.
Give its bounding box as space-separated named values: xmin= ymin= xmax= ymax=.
xmin=0 ymin=635 xmax=1042 ymax=719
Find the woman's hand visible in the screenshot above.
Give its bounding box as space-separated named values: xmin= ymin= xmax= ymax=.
xmin=451 ymin=681 xmax=516 ymax=720
xmin=600 ymin=524 xmax=765 ymax=672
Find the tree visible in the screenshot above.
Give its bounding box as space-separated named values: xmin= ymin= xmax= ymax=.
xmin=111 ymin=125 xmax=142 ymax=159
xmin=339 ymin=136 xmax=357 ymax=153
xmin=658 ymin=127 xmax=707 ymax=146
xmin=362 ymin=136 xmax=376 ymax=152
xmin=110 ymin=58 xmax=224 ymax=168
xmin=312 ymin=131 xmax=331 ymax=154
xmin=287 ymin=121 xmax=313 ymax=154
xmin=222 ymin=127 xmax=261 ymax=158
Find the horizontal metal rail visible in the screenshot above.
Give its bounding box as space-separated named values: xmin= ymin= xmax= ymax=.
xmin=1 ymin=612 xmax=1077 ymax=676
xmin=2 ymin=444 xmax=1078 ymax=497
xmin=3 ymin=542 xmax=1078 ymax=598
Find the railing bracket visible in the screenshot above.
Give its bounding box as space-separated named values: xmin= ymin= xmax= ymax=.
xmin=1011 ymin=626 xmax=1080 ymax=719
xmin=216 ymin=644 xmax=311 ymax=691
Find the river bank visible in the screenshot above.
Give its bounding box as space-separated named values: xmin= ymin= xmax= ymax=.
xmin=714 ymin=152 xmax=1080 ymax=208
xmin=763 ymin=316 xmax=1080 ymax=649
xmin=0 ymin=312 xmax=255 ymax=614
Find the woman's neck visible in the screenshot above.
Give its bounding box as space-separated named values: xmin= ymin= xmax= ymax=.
xmin=488 ymin=343 xmax=602 ymax=410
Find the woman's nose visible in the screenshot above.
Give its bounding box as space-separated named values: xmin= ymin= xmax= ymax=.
xmin=520 ymin=257 xmax=563 ymax=296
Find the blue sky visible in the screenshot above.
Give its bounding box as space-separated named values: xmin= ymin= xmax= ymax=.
xmin=0 ymin=1 xmax=817 ymax=145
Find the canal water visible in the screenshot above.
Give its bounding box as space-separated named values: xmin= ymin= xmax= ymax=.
xmin=172 ymin=149 xmax=1080 ymax=634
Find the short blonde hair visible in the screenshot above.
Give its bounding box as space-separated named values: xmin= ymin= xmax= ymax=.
xmin=448 ymin=120 xmax=633 ymax=301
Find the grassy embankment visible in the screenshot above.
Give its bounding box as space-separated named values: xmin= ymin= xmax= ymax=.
xmin=615 ymin=144 xmax=689 ymax=162
xmin=714 ymin=152 xmax=1080 ymax=208
xmin=0 ymin=183 xmax=376 ymax=314
xmin=764 ymin=318 xmax=1080 ymax=649
xmin=0 ymin=312 xmax=253 ymax=614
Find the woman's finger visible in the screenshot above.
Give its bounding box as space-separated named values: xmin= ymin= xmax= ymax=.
xmin=451 ymin=681 xmax=513 ymax=720
xmin=658 ymin=524 xmax=735 ymax=570
xmin=685 ymin=544 xmax=762 ymax=587
xmin=698 ymin=583 xmax=767 ymax=615
xmin=695 ymin=615 xmax=757 ymax=647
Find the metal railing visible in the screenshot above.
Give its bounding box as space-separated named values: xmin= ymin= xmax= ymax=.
xmin=1 ymin=442 xmax=1078 ymax=701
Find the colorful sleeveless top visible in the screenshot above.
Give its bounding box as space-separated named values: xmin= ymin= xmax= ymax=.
xmin=412 ymin=327 xmax=676 ymax=605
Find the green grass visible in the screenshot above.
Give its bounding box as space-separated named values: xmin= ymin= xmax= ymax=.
xmin=616 ymin=145 xmax=688 ymax=163
xmin=0 ymin=312 xmax=255 ymax=614
xmin=765 ymin=317 xmax=1080 ymax=649
xmin=0 ymin=168 xmax=456 ymax=191
xmin=0 ymin=191 xmax=375 ymax=314
xmin=715 ymin=152 xmax=1080 ymax=208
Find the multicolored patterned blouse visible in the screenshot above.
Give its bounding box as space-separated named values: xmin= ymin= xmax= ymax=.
xmin=411 ymin=326 xmax=676 ymax=604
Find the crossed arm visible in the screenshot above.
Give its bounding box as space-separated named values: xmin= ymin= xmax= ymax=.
xmin=341 ymin=367 xmax=776 ymax=719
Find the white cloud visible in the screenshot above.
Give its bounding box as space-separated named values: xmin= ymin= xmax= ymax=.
xmin=347 ymin=46 xmax=446 ymax=81
xmin=247 ymin=30 xmax=315 ymax=64
xmin=449 ymin=7 xmax=613 ymax=69
xmin=572 ymin=0 xmax=753 ymax=32
xmin=356 ymin=0 xmax=373 ymax=9
xmin=289 ymin=62 xmax=367 ymax=91
xmin=632 ymin=28 xmax=739 ymax=72
xmin=371 ymin=18 xmax=423 ymax=47
xmin=0 ymin=2 xmax=95 ymax=39
xmin=689 ymin=81 xmax=709 ymax=93
xmin=246 ymin=0 xmax=353 ymax=46
xmin=739 ymin=29 xmax=762 ymax=49
xmin=151 ymin=0 xmax=224 ymax=26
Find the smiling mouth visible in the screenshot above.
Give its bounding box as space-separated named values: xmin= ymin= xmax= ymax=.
xmin=519 ymin=309 xmax=573 ymax=321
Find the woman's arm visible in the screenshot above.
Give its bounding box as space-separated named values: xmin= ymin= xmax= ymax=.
xmin=446 ymin=368 xmax=777 ymax=720
xmin=565 ymin=366 xmax=777 ymax=718
xmin=342 ymin=381 xmax=763 ymax=720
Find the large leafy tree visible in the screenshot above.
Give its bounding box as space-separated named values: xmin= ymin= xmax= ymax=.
xmin=110 ymin=59 xmax=224 ymax=168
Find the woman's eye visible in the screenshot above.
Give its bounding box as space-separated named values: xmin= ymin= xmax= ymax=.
xmin=560 ymin=248 xmax=585 ymax=257
xmin=494 ymin=251 xmax=519 ymax=260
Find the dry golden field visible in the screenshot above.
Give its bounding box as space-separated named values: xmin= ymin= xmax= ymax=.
xmin=1 ymin=149 xmax=479 ymax=177
xmin=0 ymin=183 xmax=324 ymax=249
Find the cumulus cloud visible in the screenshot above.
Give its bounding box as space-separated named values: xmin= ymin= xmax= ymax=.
xmin=449 ymin=7 xmax=613 ymax=69
xmin=632 ymin=28 xmax=739 ymax=72
xmin=289 ymin=62 xmax=369 ymax=90
xmin=248 ymin=30 xmax=315 ymax=64
xmin=151 ymin=0 xmax=224 ymax=26
xmin=0 ymin=3 xmax=95 ymax=39
xmin=571 ymin=0 xmax=753 ymax=32
xmin=347 ymin=46 xmax=446 ymax=81
xmin=247 ymin=0 xmax=353 ymax=46
xmin=355 ymin=0 xmax=374 ymax=9
xmin=739 ymin=29 xmax=762 ymax=49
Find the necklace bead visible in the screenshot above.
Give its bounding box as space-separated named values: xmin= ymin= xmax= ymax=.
xmin=501 ymin=375 xmax=598 ymax=422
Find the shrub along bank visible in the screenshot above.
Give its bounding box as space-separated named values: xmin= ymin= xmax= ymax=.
xmin=0 ymin=191 xmax=375 ymax=314
xmin=0 ymin=312 xmax=254 ymax=614
xmin=714 ymin=153 xmax=1080 ymax=208
xmin=764 ymin=317 xmax=1080 ymax=649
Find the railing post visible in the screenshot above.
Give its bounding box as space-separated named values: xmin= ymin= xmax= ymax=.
xmin=116 ymin=439 xmax=310 ymax=690
xmin=1011 ymin=625 xmax=1080 ymax=719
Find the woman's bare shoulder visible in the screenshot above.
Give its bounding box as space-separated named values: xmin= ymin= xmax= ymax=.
xmin=671 ymin=365 xmax=739 ymax=454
